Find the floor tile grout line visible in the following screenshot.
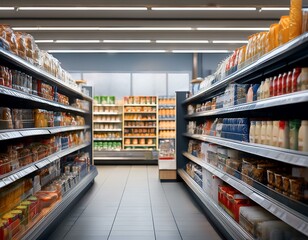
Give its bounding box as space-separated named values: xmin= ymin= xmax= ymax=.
xmin=146 ymin=166 xmax=158 ymax=240
xmin=161 ymin=182 xmax=184 ymax=240
xmin=107 ymin=165 xmax=132 ymax=240
xmin=61 ymin=165 xmax=118 ymax=240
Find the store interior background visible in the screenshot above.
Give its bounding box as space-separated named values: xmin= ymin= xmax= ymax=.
xmin=54 ymin=53 xmax=228 ymax=97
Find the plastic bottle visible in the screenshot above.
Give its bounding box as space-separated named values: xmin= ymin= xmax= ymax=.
xmin=269 ymin=77 xmax=273 ymax=97
xmin=278 ymin=121 xmax=289 ymax=149
xmin=286 ymin=71 xmax=293 ymax=94
xmin=266 ymin=121 xmax=273 ymax=146
xmin=255 ymin=121 xmax=261 ymax=144
xmin=257 ymin=81 xmax=264 ymax=100
xmin=298 ymin=68 xmax=308 ymax=91
xmin=281 ymin=73 xmax=287 ymax=95
xmin=272 ymin=121 xmax=280 ymax=147
xmin=246 ymin=85 xmax=254 ymax=103
xmin=298 ymin=120 xmax=308 ymax=152
xmin=272 ymin=76 xmax=278 ymax=96
xmin=249 ymin=121 xmax=256 ymax=143
xmin=263 ymin=78 xmax=270 ymax=99
xmin=260 ymin=121 xmax=267 ymax=145
xmin=277 ymin=74 xmax=283 ymax=96
xmin=292 ymin=68 xmax=301 ymax=92
xmin=252 ymin=84 xmax=260 ymax=101
xmin=289 ymin=120 xmax=301 ymax=150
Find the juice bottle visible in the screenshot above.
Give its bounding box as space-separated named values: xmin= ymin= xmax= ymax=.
xmin=249 ymin=121 xmax=256 ymax=143
xmin=272 ymin=76 xmax=278 ymax=96
xmin=260 ymin=121 xmax=267 ymax=145
xmin=292 ymin=68 xmax=301 ymax=92
xmin=278 ymin=121 xmax=289 ymax=149
xmin=266 ymin=121 xmax=273 ymax=145
xmin=255 ymin=121 xmax=261 ymax=144
xmin=298 ymin=68 xmax=308 ymax=91
xmin=289 ymin=120 xmax=301 ymax=150
xmin=277 ymin=74 xmax=283 ymax=96
xmin=272 ymin=121 xmax=279 ymax=147
xmin=286 ymin=71 xmax=293 ymax=94
xmin=298 ymin=120 xmax=308 ymax=152
xmin=281 ymin=73 xmax=287 ymax=95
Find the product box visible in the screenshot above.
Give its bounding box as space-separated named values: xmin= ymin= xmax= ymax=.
xmin=239 ymin=206 xmax=277 ymax=237
xmin=158 ymin=160 xmax=176 ymax=170
xmin=159 ymin=170 xmax=176 ymax=180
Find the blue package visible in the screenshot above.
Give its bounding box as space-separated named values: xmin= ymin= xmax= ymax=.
xmin=252 ymin=84 xmax=260 ymax=101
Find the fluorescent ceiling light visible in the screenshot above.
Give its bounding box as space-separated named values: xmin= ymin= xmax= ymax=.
xmin=103 ymin=40 xmax=151 ymax=43
xmin=48 ymin=50 xmax=166 ymax=53
xmin=35 ymin=40 xmax=54 ymax=43
xmin=151 ymin=7 xmax=256 ymax=11
xmin=197 ymin=27 xmax=269 ymax=31
xmin=156 ymin=40 xmax=209 ymax=43
xmin=0 ymin=7 xmax=15 ymax=10
xmin=172 ymin=50 xmax=231 ymax=53
xmin=213 ymin=40 xmax=248 ymax=44
xmin=12 ymin=27 xmax=192 ymax=31
xmin=260 ymin=7 xmax=289 ymax=11
xmin=18 ymin=7 xmax=147 ymax=11
xmin=56 ymin=40 xmax=100 ymax=43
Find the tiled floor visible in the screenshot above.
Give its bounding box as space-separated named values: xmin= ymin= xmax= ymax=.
xmin=47 ymin=165 xmax=223 ymax=240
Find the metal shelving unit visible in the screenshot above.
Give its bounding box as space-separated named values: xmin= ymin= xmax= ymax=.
xmin=183 ymin=133 xmax=308 ymax=167
xmin=183 ymin=152 xmax=308 ymax=235
xmin=0 ymin=46 xmax=96 ymax=240
xmin=21 ymin=166 xmax=98 ymax=240
xmin=178 ymin=169 xmax=254 ymax=240
xmin=176 ymin=32 xmax=308 ymax=240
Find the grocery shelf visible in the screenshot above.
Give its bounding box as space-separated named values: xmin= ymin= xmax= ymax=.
xmin=0 ymin=85 xmax=90 ymax=114
xmin=183 ymin=152 xmax=308 ymax=236
xmin=0 ymin=125 xmax=90 ymax=141
xmin=159 ymin=137 xmax=176 ymax=139
xmin=159 ymin=128 xmax=176 ymax=130
xmin=124 ymin=104 xmax=156 ymax=106
xmin=21 ymin=166 xmax=98 ymax=240
xmin=124 ymin=126 xmax=156 ymax=129
xmin=0 ymin=48 xmax=92 ymax=101
xmin=182 ymin=33 xmax=308 ymax=104
xmin=185 ymin=90 xmax=308 ymax=118
xmin=159 ymin=118 xmax=176 ymax=121
xmin=93 ymin=112 xmax=122 ymax=115
xmin=0 ymin=142 xmax=91 ymax=189
xmin=124 ymin=119 xmax=156 ymax=121
xmin=93 ymin=129 xmax=122 ymax=132
xmin=178 ymin=169 xmax=254 ymax=240
xmin=93 ymin=104 xmax=119 ymax=107
xmin=94 ymin=138 xmax=122 ymax=141
xmin=124 ymin=136 xmax=156 ymax=138
xmin=183 ymin=133 xmax=308 ymax=167
xmin=159 ymin=105 xmax=176 ymax=108
xmin=124 ymin=144 xmax=156 ymax=147
xmin=93 ymin=121 xmax=122 ymax=123
xmin=124 ymin=111 xmax=157 ymax=114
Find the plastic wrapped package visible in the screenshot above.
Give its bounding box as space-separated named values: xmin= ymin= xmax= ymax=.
xmin=239 ymin=206 xmax=277 ymax=237
xmin=237 ymin=45 xmax=246 ymax=68
xmin=302 ymin=9 xmax=308 ymax=33
xmin=289 ymin=0 xmax=302 ymax=40
xmin=15 ymin=32 xmax=26 ymax=59
xmin=278 ymin=16 xmax=290 ymax=46
xmin=0 ymin=25 xmax=18 ymax=55
xmin=268 ymin=23 xmax=279 ymax=52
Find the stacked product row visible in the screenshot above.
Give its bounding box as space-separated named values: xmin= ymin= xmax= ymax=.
xmin=187 ymin=140 xmax=307 ymax=202
xmin=0 ymin=152 xmax=91 ymax=240
xmin=0 ymin=108 xmax=85 ymax=130
xmin=0 ymin=130 xmax=91 ymax=175
xmin=124 ymin=96 xmax=156 ymax=105
xmin=190 ymin=67 xmax=308 ymax=115
xmin=195 ymin=0 xmax=305 ymax=95
xmin=93 ymin=96 xmax=116 ymax=105
xmin=0 ymin=25 xmax=81 ymax=92
xmin=187 ymin=118 xmax=308 ymax=152
xmin=94 ymin=142 xmax=121 ymax=151
xmin=0 ymin=65 xmax=89 ymax=111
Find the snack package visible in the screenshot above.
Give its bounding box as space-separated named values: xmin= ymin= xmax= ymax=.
xmin=289 ymin=0 xmax=302 ymax=40
xmin=268 ymin=23 xmax=279 ymax=52
xmin=278 ymin=16 xmax=290 ymax=46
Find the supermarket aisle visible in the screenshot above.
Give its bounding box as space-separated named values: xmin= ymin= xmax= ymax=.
xmin=47 ymin=166 xmax=223 ymax=240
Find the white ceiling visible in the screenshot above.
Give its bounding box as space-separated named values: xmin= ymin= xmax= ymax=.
xmin=0 ymin=0 xmax=305 ymax=52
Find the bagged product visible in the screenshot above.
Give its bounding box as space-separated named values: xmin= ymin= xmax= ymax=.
xmin=302 ymin=9 xmax=308 ymax=33
xmin=289 ymin=0 xmax=302 ymax=40
xmin=268 ymin=23 xmax=279 ymax=52
xmin=278 ymin=16 xmax=290 ymax=46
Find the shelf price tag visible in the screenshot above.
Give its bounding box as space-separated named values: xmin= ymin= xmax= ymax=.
xmin=36 ymin=159 xmax=51 ymax=169
xmin=20 ymin=129 xmax=49 ymax=137
xmin=0 ymin=131 xmax=22 ymax=140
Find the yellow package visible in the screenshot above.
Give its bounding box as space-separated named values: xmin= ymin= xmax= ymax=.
xmin=268 ymin=23 xmax=279 ymax=51
xmin=278 ymin=16 xmax=290 ymax=45
xmin=259 ymin=32 xmax=267 ymax=56
xmin=289 ymin=0 xmax=302 ymax=40
xmin=245 ymin=35 xmax=253 ymax=61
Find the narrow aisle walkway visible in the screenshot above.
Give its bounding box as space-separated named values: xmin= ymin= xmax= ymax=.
xmin=47 ymin=166 xmax=223 ymax=240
